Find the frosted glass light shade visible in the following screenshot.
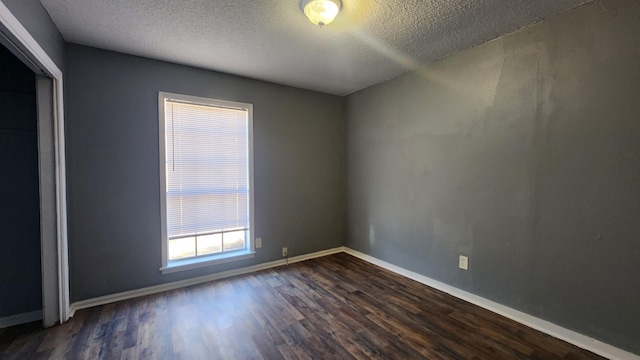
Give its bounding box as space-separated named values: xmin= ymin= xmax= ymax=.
xmin=303 ymin=0 xmax=341 ymax=27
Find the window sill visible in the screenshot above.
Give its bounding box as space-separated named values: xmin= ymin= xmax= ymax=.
xmin=160 ymin=249 xmax=255 ymax=274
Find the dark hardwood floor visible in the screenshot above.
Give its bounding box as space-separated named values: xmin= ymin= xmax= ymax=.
xmin=0 ymin=253 xmax=605 ymax=359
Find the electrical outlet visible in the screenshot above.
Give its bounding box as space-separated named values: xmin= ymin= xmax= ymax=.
xmin=282 ymin=247 xmax=288 ymax=257
xmin=256 ymin=237 xmax=262 ymax=248
xmin=459 ymin=255 xmax=469 ymax=270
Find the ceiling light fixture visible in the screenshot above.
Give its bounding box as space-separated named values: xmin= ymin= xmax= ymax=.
xmin=302 ymin=0 xmax=341 ymax=28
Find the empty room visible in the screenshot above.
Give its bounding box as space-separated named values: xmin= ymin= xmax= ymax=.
xmin=1 ymin=0 xmax=639 ymax=358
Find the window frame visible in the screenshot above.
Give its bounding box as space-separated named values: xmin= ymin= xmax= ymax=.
xmin=158 ymin=91 xmax=255 ymax=274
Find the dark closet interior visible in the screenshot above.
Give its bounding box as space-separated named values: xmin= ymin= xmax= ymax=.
xmin=0 ymin=44 xmax=41 ymax=319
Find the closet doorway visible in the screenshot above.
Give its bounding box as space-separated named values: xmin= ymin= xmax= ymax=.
xmin=0 ymin=4 xmax=69 ymax=328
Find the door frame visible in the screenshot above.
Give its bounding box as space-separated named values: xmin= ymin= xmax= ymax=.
xmin=0 ymin=3 xmax=70 ymax=324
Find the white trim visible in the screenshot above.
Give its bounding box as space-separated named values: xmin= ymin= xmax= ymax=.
xmin=36 ymin=76 xmax=59 ymax=328
xmin=160 ymin=250 xmax=256 ymax=274
xmin=247 ymin=101 xmax=255 ymax=265
xmin=343 ymin=247 xmax=640 ymax=360
xmin=0 ymin=4 xmax=61 ymax=77
xmin=158 ymin=92 xmax=168 ymax=267
xmin=69 ymin=246 xmax=345 ymax=316
xmin=0 ymin=310 xmax=43 ymax=329
xmin=285 ymin=246 xmax=346 ymax=264
xmin=0 ymin=4 xmax=70 ymax=323
xmin=54 ymin=76 xmax=70 ymax=323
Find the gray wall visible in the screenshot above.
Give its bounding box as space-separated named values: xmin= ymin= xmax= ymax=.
xmin=346 ymin=0 xmax=640 ymax=354
xmin=0 ymin=44 xmax=41 ymax=318
xmin=1 ymin=0 xmax=65 ymax=70
xmin=65 ymin=44 xmax=346 ymax=302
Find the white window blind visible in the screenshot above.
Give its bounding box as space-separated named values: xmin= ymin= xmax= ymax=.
xmin=164 ymin=99 xmax=249 ymax=240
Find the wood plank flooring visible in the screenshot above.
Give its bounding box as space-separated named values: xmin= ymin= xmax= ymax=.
xmin=0 ymin=253 xmax=605 ymax=359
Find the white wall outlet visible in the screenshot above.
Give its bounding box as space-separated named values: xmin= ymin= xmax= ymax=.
xmin=256 ymin=237 xmax=262 ymax=248
xmin=282 ymin=247 xmax=288 ymax=257
xmin=459 ymin=255 xmax=469 ymax=270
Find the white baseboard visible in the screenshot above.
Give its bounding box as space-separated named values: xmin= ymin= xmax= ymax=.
xmin=69 ymin=246 xmax=345 ymax=317
xmin=343 ymin=247 xmax=639 ymax=360
xmin=0 ymin=310 xmax=43 ymax=329
xmin=68 ymin=245 xmax=637 ymax=359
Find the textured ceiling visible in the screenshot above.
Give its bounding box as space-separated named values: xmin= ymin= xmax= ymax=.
xmin=41 ymin=0 xmax=592 ymax=95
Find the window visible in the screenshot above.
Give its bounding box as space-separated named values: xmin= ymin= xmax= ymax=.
xmin=159 ymin=92 xmax=254 ymax=274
